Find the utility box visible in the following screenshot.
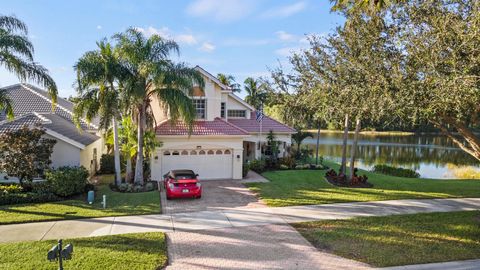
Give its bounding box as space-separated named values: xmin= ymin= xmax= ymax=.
xmin=87 ymin=190 xmax=94 ymax=204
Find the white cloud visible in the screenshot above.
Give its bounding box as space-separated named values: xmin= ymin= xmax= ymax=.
xmin=96 ymin=25 xmax=102 ymax=30
xmin=176 ymin=34 xmax=198 ymax=45
xmin=275 ymin=31 xmax=296 ymax=42
xmin=262 ymin=1 xmax=307 ymax=19
xmin=199 ymin=42 xmax=216 ymax=52
xmin=135 ymin=26 xmax=199 ymax=46
xmin=186 ymin=0 xmax=257 ymax=22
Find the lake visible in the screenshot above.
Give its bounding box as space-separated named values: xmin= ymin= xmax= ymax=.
xmin=303 ymin=132 xmax=480 ymax=179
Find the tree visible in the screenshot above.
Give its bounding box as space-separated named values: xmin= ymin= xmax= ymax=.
xmin=292 ymin=130 xmax=313 ymax=159
xmin=266 ymin=130 xmax=279 ymax=166
xmin=393 ymin=0 xmax=480 ymax=162
xmin=106 ymin=117 xmax=162 ymax=183
xmin=331 ymin=0 xmax=397 ymax=13
xmin=0 ymin=126 xmax=56 ymax=185
xmin=0 ymin=15 xmax=57 ymax=119
xmin=244 ymin=77 xmax=267 ymax=109
xmin=217 ymin=73 xmax=241 ymax=93
xmin=114 ymin=28 xmax=204 ymax=184
xmin=289 ymin=9 xmax=402 ymax=182
xmin=73 ymin=39 xmax=125 ymax=185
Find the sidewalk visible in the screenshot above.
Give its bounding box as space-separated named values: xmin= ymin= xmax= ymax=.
xmin=1 ymin=197 xmax=479 ymax=243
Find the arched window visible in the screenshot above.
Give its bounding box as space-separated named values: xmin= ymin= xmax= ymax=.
xmin=181 ymin=150 xmax=189 ymax=155
xmin=164 ymin=151 xmax=171 ymax=156
xmin=172 ymin=151 xmax=180 ymax=156
xmin=224 ymin=149 xmax=231 ymax=155
xmin=216 ymin=150 xmax=223 ymax=155
xmin=199 ymin=150 xmax=206 ymax=155
xmin=207 ymin=150 xmax=214 ymax=155
xmin=190 ymin=150 xmax=197 ymax=155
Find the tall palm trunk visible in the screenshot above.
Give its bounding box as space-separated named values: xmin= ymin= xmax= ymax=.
xmin=315 ymin=123 xmax=321 ymax=165
xmin=112 ymin=116 xmax=122 ymax=185
xmin=340 ymin=114 xmax=349 ymax=175
xmin=349 ymin=118 xmax=361 ymax=182
xmin=126 ymin=154 xmax=132 ymax=183
xmin=134 ymin=103 xmax=146 ymax=184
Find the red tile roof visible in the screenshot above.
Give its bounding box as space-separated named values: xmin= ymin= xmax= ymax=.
xmin=228 ymin=112 xmax=296 ymax=133
xmin=156 ymin=117 xmax=249 ymax=136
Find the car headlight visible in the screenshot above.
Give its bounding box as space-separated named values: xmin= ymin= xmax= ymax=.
xmin=168 ymin=183 xmax=174 ymax=189
xmin=196 ymin=182 xmax=201 ymax=188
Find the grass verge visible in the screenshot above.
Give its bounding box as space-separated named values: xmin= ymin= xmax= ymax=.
xmin=0 ymin=185 xmax=160 ymax=225
xmin=292 ymin=211 xmax=480 ymax=267
xmin=0 ymin=232 xmax=167 ymax=270
xmin=247 ymin=160 xmax=480 ymax=207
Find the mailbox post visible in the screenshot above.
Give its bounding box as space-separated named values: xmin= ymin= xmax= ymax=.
xmin=47 ymin=239 xmax=73 ymax=270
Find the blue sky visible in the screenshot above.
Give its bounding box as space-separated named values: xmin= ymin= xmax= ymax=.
xmin=0 ymin=0 xmax=344 ymax=99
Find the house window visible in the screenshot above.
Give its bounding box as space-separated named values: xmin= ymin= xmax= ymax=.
xmin=220 ymin=102 xmax=226 ymax=118
xmin=193 ymin=98 xmax=206 ymax=119
xmin=227 ymin=110 xmax=246 ymax=118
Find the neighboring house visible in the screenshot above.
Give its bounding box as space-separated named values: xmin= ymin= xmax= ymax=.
xmin=150 ymin=66 xmax=296 ymax=180
xmin=0 ymin=84 xmax=105 ymax=179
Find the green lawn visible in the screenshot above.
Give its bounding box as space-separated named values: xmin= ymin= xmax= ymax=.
xmin=0 ymin=185 xmax=161 ymax=225
xmin=293 ymin=211 xmax=480 ymax=267
xmin=0 ymin=232 xmax=167 ymax=270
xmin=247 ymin=160 xmax=480 ymax=207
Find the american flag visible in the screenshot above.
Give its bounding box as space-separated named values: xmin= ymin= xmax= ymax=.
xmin=256 ymin=106 xmax=264 ymax=122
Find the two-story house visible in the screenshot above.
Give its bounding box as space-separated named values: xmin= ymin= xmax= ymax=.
xmin=150 ymin=66 xmax=296 ymax=180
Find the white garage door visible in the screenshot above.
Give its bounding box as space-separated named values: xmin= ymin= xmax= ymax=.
xmin=161 ymin=149 xmax=233 ymax=180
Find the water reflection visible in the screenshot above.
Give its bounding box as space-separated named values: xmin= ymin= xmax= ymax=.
xmin=304 ymin=133 xmax=480 ymax=179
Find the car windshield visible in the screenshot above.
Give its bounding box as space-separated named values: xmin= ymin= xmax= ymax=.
xmin=174 ymin=173 xmax=196 ymax=180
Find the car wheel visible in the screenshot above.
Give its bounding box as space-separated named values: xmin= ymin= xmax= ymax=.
xmin=196 ymin=195 xmax=202 ymax=199
xmin=166 ymin=196 xmax=172 ymax=200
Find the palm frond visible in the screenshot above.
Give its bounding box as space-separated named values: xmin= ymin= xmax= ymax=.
xmin=0 ymin=89 xmax=14 ymax=120
xmin=0 ymin=31 xmax=34 ymax=60
xmin=0 ymin=15 xmax=28 ymax=34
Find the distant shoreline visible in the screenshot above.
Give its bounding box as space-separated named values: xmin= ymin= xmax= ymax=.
xmin=303 ymin=129 xmax=416 ymax=136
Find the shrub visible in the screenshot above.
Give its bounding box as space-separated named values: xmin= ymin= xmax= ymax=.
xmin=99 ymin=154 xmax=115 ymax=174
xmin=0 ymin=192 xmax=60 ymax=205
xmin=315 ymin=164 xmax=326 ymax=170
xmin=372 ymin=164 xmax=420 ymax=178
xmin=249 ymin=159 xmax=266 ymax=173
xmin=31 ymin=182 xmax=54 ymax=194
xmin=279 ymin=156 xmax=296 ymax=169
xmin=126 ymin=184 xmax=133 ymax=193
xmin=242 ymin=163 xmax=250 ymax=178
xmin=0 ymin=184 xmax=23 ymax=194
xmin=118 ymin=183 xmax=128 ymax=192
xmin=279 ymin=164 xmax=289 ymax=170
xmin=133 ymin=185 xmax=143 ymax=193
xmin=145 ymin=182 xmax=155 ymax=192
xmin=46 ymin=166 xmax=89 ymax=197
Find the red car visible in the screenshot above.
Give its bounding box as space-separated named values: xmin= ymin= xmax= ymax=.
xmin=163 ymin=170 xmax=202 ymax=200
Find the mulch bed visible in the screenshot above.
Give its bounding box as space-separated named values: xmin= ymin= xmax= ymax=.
xmin=325 ymin=176 xmax=373 ymax=188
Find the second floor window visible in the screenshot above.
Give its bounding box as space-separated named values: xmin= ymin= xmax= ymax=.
xmin=227 ymin=110 xmax=246 ymax=118
xmin=193 ymin=98 xmax=206 ymax=119
xmin=221 ymin=102 xmax=226 ymax=118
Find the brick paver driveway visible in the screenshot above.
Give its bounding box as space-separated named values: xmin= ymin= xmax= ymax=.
xmin=161 ymin=179 xmax=265 ymax=214
xmin=166 ymin=224 xmax=370 ymax=270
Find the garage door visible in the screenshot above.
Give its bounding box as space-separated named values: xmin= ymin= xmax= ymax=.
xmin=161 ymin=149 xmax=233 ymax=180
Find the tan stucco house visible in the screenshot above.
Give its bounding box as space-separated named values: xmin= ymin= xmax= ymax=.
xmin=0 ymin=84 xmax=105 ymax=180
xmin=150 ymin=66 xmax=296 ymax=180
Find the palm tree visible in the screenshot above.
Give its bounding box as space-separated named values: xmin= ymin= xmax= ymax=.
xmin=244 ymin=77 xmax=267 ymax=109
xmin=0 ymin=15 xmax=57 ymax=119
xmin=114 ymin=28 xmax=204 ymax=184
xmin=217 ymin=73 xmax=240 ymax=93
xmin=292 ymin=130 xmax=313 ymax=159
xmin=106 ymin=117 xmax=162 ymax=183
xmin=73 ymin=39 xmax=124 ymax=185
